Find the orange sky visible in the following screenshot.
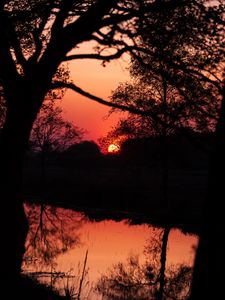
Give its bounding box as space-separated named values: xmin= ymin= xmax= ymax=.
xmin=61 ymin=42 xmax=130 ymax=143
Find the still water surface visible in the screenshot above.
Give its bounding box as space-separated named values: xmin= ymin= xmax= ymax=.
xmin=22 ymin=204 xmax=198 ymax=299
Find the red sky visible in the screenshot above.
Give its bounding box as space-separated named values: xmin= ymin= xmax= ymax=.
xmin=61 ymin=43 xmax=130 ymax=143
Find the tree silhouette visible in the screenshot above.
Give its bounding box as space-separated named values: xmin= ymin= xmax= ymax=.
xmin=100 ymin=1 xmax=224 ymax=209
xmin=0 ymin=0 xmax=146 ymax=285
xmin=105 ymin=0 xmax=224 ymax=143
xmin=0 ymin=0 xmax=224 ymax=295
xmin=105 ymin=69 xmax=221 ymax=142
xmin=190 ymin=88 xmax=225 ymax=299
xmin=29 ymin=97 xmax=84 ymax=194
xmin=98 ymin=2 xmax=225 ymax=298
xmin=30 ymin=99 xmax=83 ymax=155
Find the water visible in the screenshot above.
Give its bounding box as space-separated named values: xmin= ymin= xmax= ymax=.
xmin=22 ymin=204 xmax=198 ymax=299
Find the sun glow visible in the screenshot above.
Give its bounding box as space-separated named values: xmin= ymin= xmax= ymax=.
xmin=108 ymin=144 xmax=120 ymax=153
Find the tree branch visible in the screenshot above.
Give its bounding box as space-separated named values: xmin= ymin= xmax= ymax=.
xmin=50 ymin=0 xmax=74 ymax=38
xmin=0 ymin=10 xmax=19 ymax=89
xmin=50 ymin=81 xmax=157 ymax=118
xmin=38 ymin=1 xmax=118 ymax=82
xmin=29 ymin=29 xmax=43 ymax=63
xmin=63 ymin=47 xmax=130 ymax=62
xmin=100 ymin=11 xmax=136 ymax=28
xmin=62 ymin=0 xmax=117 ymax=46
xmin=50 ymin=80 xmax=211 ymax=153
xmin=131 ymin=49 xmax=223 ymax=92
xmin=7 ymin=20 xmax=27 ymax=68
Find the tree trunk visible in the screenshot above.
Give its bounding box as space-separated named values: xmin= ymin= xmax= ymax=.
xmin=160 ymin=77 xmax=169 ymax=208
xmin=0 ymin=94 xmax=40 ymax=287
xmin=190 ymin=86 xmax=225 ymax=299
xmin=157 ymin=226 xmax=170 ymax=300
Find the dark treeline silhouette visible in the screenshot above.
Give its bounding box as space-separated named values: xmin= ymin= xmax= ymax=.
xmin=119 ymin=132 xmax=211 ymax=169
xmin=62 ymin=141 xmax=102 ymax=166
xmin=26 ymin=131 xmax=211 ymax=169
xmin=25 ymin=140 xmax=104 ymax=172
xmin=23 ymin=133 xmax=208 ymax=235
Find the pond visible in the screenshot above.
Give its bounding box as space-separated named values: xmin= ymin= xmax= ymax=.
xmin=22 ymin=204 xmax=198 ymax=300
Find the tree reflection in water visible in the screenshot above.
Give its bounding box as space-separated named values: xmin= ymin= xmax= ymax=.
xmin=21 ymin=206 xmax=195 ymax=299
xmin=22 ymin=204 xmax=93 ymax=299
xmin=22 ymin=204 xmax=83 ymax=270
xmin=96 ymin=227 xmax=193 ymax=300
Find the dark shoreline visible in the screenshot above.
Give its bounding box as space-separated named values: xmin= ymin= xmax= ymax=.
xmin=23 ymin=163 xmax=207 ymax=235
xmin=24 ymin=193 xmax=202 ymax=235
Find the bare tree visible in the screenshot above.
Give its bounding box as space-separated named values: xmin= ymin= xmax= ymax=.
xmin=29 ymin=97 xmax=84 ymax=194
xmin=30 ymin=100 xmax=83 ymax=154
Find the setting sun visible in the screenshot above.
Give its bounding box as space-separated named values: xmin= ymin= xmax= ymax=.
xmin=108 ymin=144 xmax=120 ymax=153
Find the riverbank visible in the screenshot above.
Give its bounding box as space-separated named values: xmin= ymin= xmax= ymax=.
xmin=23 ymin=164 xmax=207 ymax=234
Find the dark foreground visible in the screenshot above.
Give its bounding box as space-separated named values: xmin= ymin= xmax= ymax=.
xmin=15 ymin=276 xmax=65 ymax=299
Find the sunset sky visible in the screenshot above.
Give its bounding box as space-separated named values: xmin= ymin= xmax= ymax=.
xmin=61 ymin=42 xmax=131 ymax=143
